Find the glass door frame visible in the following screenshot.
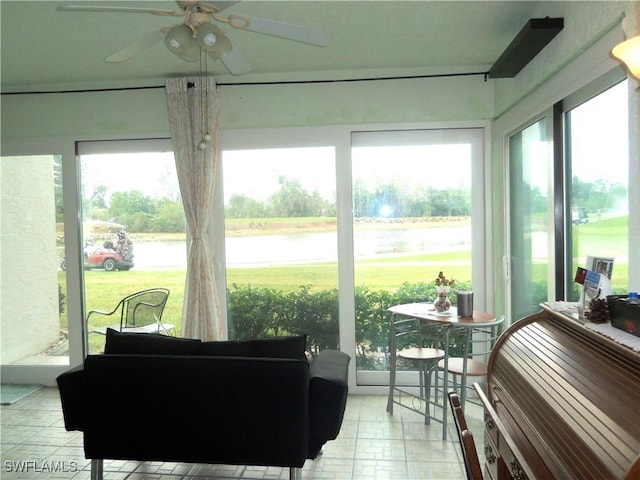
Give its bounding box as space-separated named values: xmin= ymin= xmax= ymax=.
xmin=561 ymin=71 xmax=629 ymax=299
xmin=503 ymin=69 xmax=628 ymax=324
xmin=504 ymin=109 xmax=556 ymax=324
xmin=76 ymin=138 xmax=179 ymax=354
xmin=217 ymin=121 xmax=491 ymax=393
xmin=0 ymin=137 xmax=84 ymax=385
xmin=351 ymin=127 xmax=489 ymax=387
xmin=1 ymin=137 xmax=180 ymax=385
xmin=213 ymin=126 xmax=347 ymax=353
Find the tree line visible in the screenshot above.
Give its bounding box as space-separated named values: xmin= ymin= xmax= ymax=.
xmin=79 ymin=174 xmax=474 ymax=231
xmin=571 ymin=176 xmax=628 ymax=214
xmin=74 ymin=171 xmax=625 ymax=232
xmin=226 ymin=176 xmax=471 ymax=219
xmin=84 ymin=189 xmax=186 ymax=233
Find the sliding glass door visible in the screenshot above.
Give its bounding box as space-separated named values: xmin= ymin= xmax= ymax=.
xmin=565 ymin=80 xmax=629 ymax=298
xmin=218 ymin=126 xmax=487 ymax=388
xmin=351 ymin=128 xmax=485 ymax=384
xmin=221 ymin=146 xmax=339 ymax=351
xmin=508 ymin=116 xmax=554 ymax=322
xmin=506 ymin=75 xmax=628 ymax=321
xmin=77 ymin=140 xmax=186 ymax=354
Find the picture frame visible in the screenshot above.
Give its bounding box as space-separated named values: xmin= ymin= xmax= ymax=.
xmin=586 ymin=256 xmax=614 ymax=279
xmin=578 ymin=257 xmax=615 ymax=309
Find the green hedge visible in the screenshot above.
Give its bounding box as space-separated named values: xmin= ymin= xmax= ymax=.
xmin=227 ymin=284 xmax=340 ymax=354
xmin=227 ymin=280 xmax=472 ymax=368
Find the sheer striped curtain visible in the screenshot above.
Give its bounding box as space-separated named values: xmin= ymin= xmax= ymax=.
xmin=165 ymin=77 xmax=224 ymax=340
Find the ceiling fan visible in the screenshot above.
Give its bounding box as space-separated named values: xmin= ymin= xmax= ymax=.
xmin=57 ymin=1 xmax=331 ymax=75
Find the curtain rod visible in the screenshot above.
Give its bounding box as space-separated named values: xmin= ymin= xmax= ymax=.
xmin=220 ymin=70 xmax=489 ymax=86
xmin=2 ymin=70 xmax=490 ymax=95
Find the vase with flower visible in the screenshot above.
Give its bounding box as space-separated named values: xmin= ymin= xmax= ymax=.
xmin=433 ymin=271 xmax=455 ymax=312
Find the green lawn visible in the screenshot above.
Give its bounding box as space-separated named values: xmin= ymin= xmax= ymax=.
xmin=73 ymin=270 xmax=186 ymax=353
xmin=226 ymin=251 xmax=472 ymax=291
xmin=572 ymin=216 xmax=628 ymax=257
xmin=74 ymin=250 xmax=472 ymax=352
xmin=70 ymin=215 xmax=628 ymax=353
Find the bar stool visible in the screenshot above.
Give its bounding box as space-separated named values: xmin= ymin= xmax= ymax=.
xmin=396 ymin=346 xmax=445 ymax=422
xmin=433 ymin=315 xmax=505 ymax=407
xmin=387 ymin=314 xmax=450 ymax=425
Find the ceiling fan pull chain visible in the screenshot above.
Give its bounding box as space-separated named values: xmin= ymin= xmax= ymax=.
xmin=203 ymin=53 xmax=212 ymax=143
xmin=198 ymin=50 xmax=211 ymax=151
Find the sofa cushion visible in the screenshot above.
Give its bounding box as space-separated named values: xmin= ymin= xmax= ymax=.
xmin=200 ymin=335 xmax=307 ymax=360
xmin=104 ymin=328 xmax=201 ymax=355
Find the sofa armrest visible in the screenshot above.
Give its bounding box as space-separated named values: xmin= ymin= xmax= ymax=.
xmin=56 ymin=365 xmax=86 ymax=431
xmin=308 ymin=350 xmax=351 ymax=458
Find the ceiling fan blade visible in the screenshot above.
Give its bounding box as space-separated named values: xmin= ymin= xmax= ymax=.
xmin=57 ymin=5 xmax=181 ymax=16
xmin=229 ymin=15 xmax=330 ymax=47
xmin=218 ymin=46 xmax=252 ymax=75
xmin=105 ymin=29 xmax=167 ymax=63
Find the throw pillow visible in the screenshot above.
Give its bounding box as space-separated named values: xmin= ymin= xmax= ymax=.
xmin=200 ymin=334 xmax=307 ymax=360
xmin=104 ymin=328 xmax=201 ymax=355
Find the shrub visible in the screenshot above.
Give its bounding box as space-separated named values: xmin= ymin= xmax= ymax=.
xmin=227 ymin=280 xmax=472 ymax=366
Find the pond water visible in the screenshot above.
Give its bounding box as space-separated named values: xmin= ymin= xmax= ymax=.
xmin=132 ymin=225 xmax=472 ymax=270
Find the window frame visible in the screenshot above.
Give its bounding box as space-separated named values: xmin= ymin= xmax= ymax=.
xmin=504 ymin=109 xmax=556 ymax=322
xmin=502 ymin=69 xmax=628 ymax=324
xmin=217 ymin=121 xmax=490 ymax=393
xmin=0 ymin=138 xmax=84 ymax=384
xmin=562 ymin=75 xmax=629 ymax=299
xmin=76 ymin=138 xmax=182 ymax=353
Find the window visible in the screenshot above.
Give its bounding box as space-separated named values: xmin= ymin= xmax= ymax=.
xmin=508 ymin=117 xmax=554 ymax=322
xmin=351 ymin=128 xmax=484 ymax=384
xmin=506 ymin=75 xmax=629 ymax=322
xmin=565 ymin=80 xmax=629 ymax=297
xmin=77 ymin=141 xmax=186 ymax=353
xmin=222 ymin=146 xmax=339 ymax=351
xmin=217 ymin=125 xmax=487 ymax=389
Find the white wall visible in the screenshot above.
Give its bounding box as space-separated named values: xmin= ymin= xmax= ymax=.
xmin=1 ymin=75 xmax=494 ymax=141
xmin=0 ymin=156 xmax=60 ymax=364
xmin=219 ymin=75 xmax=494 ymax=129
xmin=1 ymin=88 xmax=171 ymax=140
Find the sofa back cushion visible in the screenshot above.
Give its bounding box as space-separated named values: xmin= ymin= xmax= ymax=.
xmin=104 ymin=328 xmax=201 ymax=355
xmin=79 ymin=354 xmax=310 ymax=466
xmin=200 ymin=335 xmax=307 ymax=360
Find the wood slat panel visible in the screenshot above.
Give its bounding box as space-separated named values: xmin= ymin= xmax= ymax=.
xmin=487 ymin=307 xmax=640 ymax=480
xmin=510 ymin=323 xmax=638 ymax=455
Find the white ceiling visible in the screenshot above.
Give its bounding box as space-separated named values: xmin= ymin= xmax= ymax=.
xmin=1 ymin=0 xmax=546 ymax=93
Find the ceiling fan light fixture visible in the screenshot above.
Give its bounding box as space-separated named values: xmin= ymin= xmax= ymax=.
xmin=197 ymin=23 xmax=232 ymax=58
xmin=201 ymin=32 xmax=217 ymax=47
xmin=164 ymin=24 xmax=198 ymax=60
xmin=58 ymin=1 xmax=332 ymax=74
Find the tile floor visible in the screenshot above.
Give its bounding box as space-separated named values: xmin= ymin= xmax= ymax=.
xmin=0 ymin=387 xmax=485 ymax=480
